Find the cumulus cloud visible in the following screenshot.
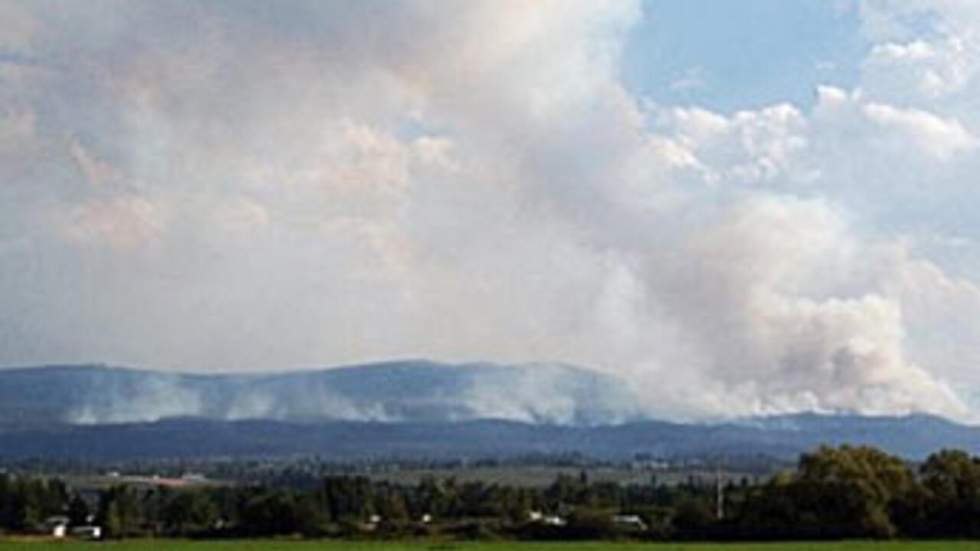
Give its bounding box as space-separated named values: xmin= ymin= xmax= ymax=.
xmin=864 ymin=38 xmax=974 ymax=99
xmin=863 ymin=103 xmax=977 ymax=159
xmin=2 ymin=0 xmax=980 ymax=421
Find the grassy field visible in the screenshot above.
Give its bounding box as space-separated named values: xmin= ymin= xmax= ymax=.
xmin=1 ymin=540 xmax=979 ymax=551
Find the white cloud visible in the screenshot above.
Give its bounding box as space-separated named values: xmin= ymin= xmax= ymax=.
xmin=862 ymin=102 xmax=977 ymax=159
xmin=864 ymin=38 xmax=973 ymax=99
xmin=669 ymin=66 xmax=707 ymax=92
xmin=651 ymin=103 xmax=809 ymax=185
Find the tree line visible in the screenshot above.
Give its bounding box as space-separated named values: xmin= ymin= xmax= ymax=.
xmin=1 ymin=445 xmax=978 ymax=540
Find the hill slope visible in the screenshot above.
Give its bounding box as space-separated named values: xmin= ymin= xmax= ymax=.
xmin=0 ymin=361 xmax=644 ymax=427
xmin=1 ymin=363 xmax=978 ymax=461
xmin=0 ymin=414 xmax=977 ymax=461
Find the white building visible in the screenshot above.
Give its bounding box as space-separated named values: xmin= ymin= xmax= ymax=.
xmin=70 ymin=526 xmax=103 ymax=540
xmin=42 ymin=515 xmax=69 ymax=538
xmin=613 ymin=514 xmax=647 ymax=530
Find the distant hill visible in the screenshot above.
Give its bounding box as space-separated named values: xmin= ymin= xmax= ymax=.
xmin=0 ymin=361 xmax=645 ymax=427
xmin=0 ymin=363 xmax=978 ymax=462
xmin=0 ymin=414 xmax=977 ymax=462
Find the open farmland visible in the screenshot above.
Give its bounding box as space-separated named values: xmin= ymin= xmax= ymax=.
xmin=1 ymin=541 xmax=979 ymax=551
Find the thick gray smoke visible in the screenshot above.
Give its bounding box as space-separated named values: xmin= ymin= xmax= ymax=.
xmin=1 ymin=1 xmax=980 ymax=421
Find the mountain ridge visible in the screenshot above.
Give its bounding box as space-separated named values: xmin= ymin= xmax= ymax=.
xmin=0 ymin=360 xmax=646 ymax=427
xmin=0 ymin=414 xmax=976 ymax=462
xmin=2 ymin=362 xmax=978 ymax=461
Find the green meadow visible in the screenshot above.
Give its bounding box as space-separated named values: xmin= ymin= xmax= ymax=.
xmin=2 ymin=540 xmax=979 ymax=551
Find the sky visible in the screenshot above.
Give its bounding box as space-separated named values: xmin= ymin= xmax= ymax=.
xmin=2 ymin=0 xmax=980 ymax=421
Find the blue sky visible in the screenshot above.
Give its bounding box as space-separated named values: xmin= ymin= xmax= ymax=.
xmin=624 ymin=0 xmax=865 ymax=112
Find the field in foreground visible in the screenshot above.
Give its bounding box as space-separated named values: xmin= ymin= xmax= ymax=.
xmin=2 ymin=541 xmax=979 ymax=551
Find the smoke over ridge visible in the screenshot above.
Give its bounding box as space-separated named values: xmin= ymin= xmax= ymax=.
xmin=1 ymin=1 xmax=980 ymax=421
xmin=0 ymin=363 xmax=644 ymax=426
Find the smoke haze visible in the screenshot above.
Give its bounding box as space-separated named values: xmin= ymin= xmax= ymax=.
xmin=2 ymin=1 xmax=980 ymax=421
